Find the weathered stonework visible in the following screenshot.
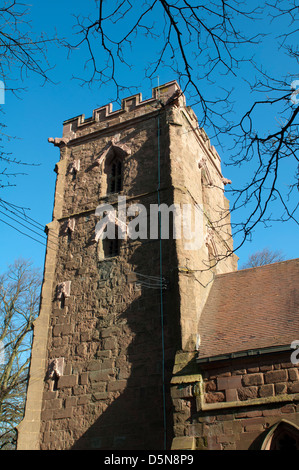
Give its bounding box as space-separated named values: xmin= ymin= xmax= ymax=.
xmin=171 ymin=351 xmax=299 ymax=450
xmin=17 ymin=80 xmax=299 ymax=451
xmin=17 ymin=81 xmax=238 ymax=450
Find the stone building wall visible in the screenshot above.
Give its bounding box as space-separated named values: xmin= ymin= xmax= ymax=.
xmin=171 ymin=351 xmax=299 ymax=450
xmin=39 ymin=85 xmax=182 ymax=450
xmin=167 ymin=103 xmax=237 ymax=351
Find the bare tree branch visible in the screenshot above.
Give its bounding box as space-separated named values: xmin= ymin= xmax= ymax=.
xmin=0 ymin=0 xmax=68 ymax=194
xmin=0 ymin=258 xmax=41 ymax=450
xmin=240 ymin=247 xmax=286 ymax=269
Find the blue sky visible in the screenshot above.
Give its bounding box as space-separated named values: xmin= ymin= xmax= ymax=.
xmin=0 ymin=0 xmax=298 ymax=273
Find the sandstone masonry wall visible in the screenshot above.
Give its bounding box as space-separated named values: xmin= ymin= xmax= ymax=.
xmin=171 ymin=352 xmax=299 ymax=450
xmin=18 ymin=81 xmax=237 ymax=450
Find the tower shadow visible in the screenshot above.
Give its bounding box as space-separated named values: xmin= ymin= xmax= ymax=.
xmin=71 ymin=239 xmax=181 ymax=450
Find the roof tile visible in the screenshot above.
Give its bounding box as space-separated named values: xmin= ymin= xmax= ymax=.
xmin=197 ymin=259 xmax=299 ymax=359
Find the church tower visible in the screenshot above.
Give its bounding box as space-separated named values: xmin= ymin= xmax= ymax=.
xmin=17 ymin=81 xmax=237 ymax=450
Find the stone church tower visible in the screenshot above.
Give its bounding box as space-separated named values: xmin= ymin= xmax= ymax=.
xmin=17 ymin=81 xmax=237 ymax=450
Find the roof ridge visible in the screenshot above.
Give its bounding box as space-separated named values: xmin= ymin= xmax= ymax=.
xmin=214 ymin=257 xmax=299 ymax=279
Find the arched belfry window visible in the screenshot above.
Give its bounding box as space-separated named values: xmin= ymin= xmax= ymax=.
xmin=103 ymin=236 xmax=120 ymax=258
xmin=95 ymin=137 xmax=131 ymax=197
xmin=109 ymin=157 xmax=123 ymax=193
xmin=261 ymin=420 xmax=299 ymax=450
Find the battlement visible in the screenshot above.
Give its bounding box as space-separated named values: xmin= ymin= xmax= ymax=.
xmin=48 ymin=79 xmax=223 ymax=171
xmin=62 ymin=80 xmax=184 ymax=137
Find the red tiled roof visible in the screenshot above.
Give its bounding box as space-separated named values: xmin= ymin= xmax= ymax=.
xmin=197 ymin=259 xmax=299 ymax=359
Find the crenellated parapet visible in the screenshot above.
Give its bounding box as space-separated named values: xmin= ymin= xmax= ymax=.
xmin=48 ymin=81 xmax=185 ymax=147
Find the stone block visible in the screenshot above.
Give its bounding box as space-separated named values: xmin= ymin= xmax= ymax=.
xmin=242 ymin=373 xmax=264 ymax=387
xmin=87 ymin=360 xmax=101 ymax=371
xmin=207 ymin=436 xmax=221 ymax=450
xmin=80 ymin=372 xmax=89 ymax=385
xmin=216 ymin=414 xmax=235 ymax=421
xmin=41 ymin=409 xmax=53 ymax=421
xmin=171 ymin=436 xmax=195 ymax=450
xmin=287 ymin=381 xmax=299 ymax=394
xmin=205 ymin=392 xmax=225 ymax=403
xmin=171 ymin=385 xmax=193 ymax=399
xmin=241 ymin=417 xmax=265 ymax=427
xmin=77 ymin=395 xmax=91 ymax=405
xmin=53 ymin=407 xmax=73 ymax=420
xmin=92 ymin=392 xmax=109 ymax=401
xmin=101 ymin=327 xmax=119 ymax=338
xmin=65 ymin=397 xmax=77 ymax=408
xmin=275 ymin=382 xmax=287 ymax=395
xmin=43 ymin=391 xmax=58 ymax=400
xmin=43 ymin=431 xmax=65 ymax=444
xmin=89 ymin=369 xmax=114 ymax=382
xmin=188 ymin=423 xmax=204 ymax=436
xmin=245 ymin=410 xmax=263 ymax=418
xmin=217 ymin=376 xmax=242 ymax=390
xmin=205 ymin=380 xmax=216 ymax=392
xmin=244 ymin=424 xmax=264 ymax=433
xmin=288 ymin=368 xmax=299 ymax=382
xmin=281 ymin=404 xmax=296 ymax=414
xmin=281 ymin=362 xmax=295 ymax=369
xmin=90 ymin=381 xmax=107 ymax=392
xmin=260 ymin=365 xmax=273 ymax=372
xmin=72 ymin=385 xmax=86 ymax=396
xmin=232 ymin=369 xmax=246 ymax=375
xmin=216 ymin=432 xmax=234 ymax=444
xmin=57 ymin=375 xmax=78 ymax=389
xmin=118 ymin=368 xmax=131 ymax=380
xmin=265 ymin=369 xmax=288 ymax=384
xmin=103 ymin=337 xmax=118 ymax=350
xmin=262 ymin=409 xmax=282 ymax=417
xmin=258 ymin=384 xmax=274 ymax=397
xmin=107 ymin=380 xmax=127 ymax=392
xmin=53 ymin=324 xmax=74 ymax=337
xmin=101 ymin=358 xmax=115 ymax=370
xmin=237 ymin=386 xmax=258 ymax=401
xmin=44 ymin=399 xmax=62 ymax=410
xmin=63 ymin=363 xmax=72 ymax=375
xmin=225 ymin=389 xmax=238 ymax=402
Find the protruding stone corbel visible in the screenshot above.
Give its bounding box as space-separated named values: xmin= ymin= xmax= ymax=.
xmin=67 ymin=218 xmax=75 ymax=233
xmin=222 ymin=177 xmax=232 ymax=185
xmin=198 ymin=156 xmax=213 ymax=186
xmin=197 ymin=155 xmax=206 ymax=169
xmin=165 ymin=89 xmax=186 ymax=108
xmin=204 ymin=227 xmax=214 ymax=247
xmin=63 ymin=218 xmax=75 ymax=236
xmin=56 ymin=281 xmax=71 ymax=300
xmin=48 ymin=357 xmax=65 ymax=379
xmin=69 ymin=160 xmax=80 ymax=175
xmin=48 ymin=131 xmax=76 ymax=147
xmin=204 ymin=227 xmax=219 ymax=260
